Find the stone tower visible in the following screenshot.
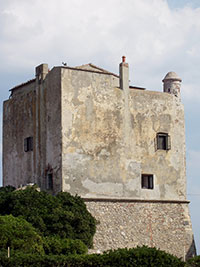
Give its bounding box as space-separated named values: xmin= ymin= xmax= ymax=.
xmin=3 ymin=58 xmax=196 ymax=259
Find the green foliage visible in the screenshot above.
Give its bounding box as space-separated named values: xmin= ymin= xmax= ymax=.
xmin=0 ymin=186 xmax=16 ymax=215
xmin=0 ymin=185 xmax=15 ymax=193
xmin=0 ymin=215 xmax=44 ymax=255
xmin=0 ymin=186 xmax=96 ymax=247
xmin=43 ymin=236 xmax=88 ymax=255
xmin=0 ymin=246 xmax=185 ymax=267
xmin=186 ymin=255 xmax=200 ymax=267
xmin=56 ymin=192 xmax=96 ymax=247
xmin=98 ymin=246 xmax=185 ymax=267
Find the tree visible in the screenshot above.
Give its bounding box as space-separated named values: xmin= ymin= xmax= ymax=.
xmin=0 ymin=186 xmax=96 ymax=248
xmin=0 ymin=215 xmax=44 ymax=255
xmin=43 ymin=236 xmax=88 ymax=255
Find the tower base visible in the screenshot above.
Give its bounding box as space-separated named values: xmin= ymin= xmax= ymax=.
xmin=85 ymin=199 xmax=196 ymax=260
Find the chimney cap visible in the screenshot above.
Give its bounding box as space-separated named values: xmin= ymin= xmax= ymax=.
xmin=122 ymin=56 xmax=126 ymax=63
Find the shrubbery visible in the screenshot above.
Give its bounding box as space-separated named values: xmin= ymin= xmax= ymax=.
xmin=186 ymin=255 xmax=200 ymax=267
xmin=0 ymin=215 xmax=44 ymax=255
xmin=0 ymin=186 xmax=96 ymax=248
xmin=43 ymin=236 xmax=88 ymax=255
xmin=0 ymin=246 xmax=185 ymax=267
xmin=0 ymin=186 xmax=196 ymax=266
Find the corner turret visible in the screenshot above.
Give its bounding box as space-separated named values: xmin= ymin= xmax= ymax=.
xmin=162 ymin=71 xmax=182 ymax=98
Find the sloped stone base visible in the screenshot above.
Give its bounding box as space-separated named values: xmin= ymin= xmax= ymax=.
xmin=85 ymin=200 xmax=196 ymax=260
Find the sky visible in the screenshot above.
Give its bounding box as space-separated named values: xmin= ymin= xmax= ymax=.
xmin=0 ymin=0 xmax=200 ymax=253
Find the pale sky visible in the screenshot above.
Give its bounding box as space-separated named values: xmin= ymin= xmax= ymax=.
xmin=0 ymin=0 xmax=199 ymax=253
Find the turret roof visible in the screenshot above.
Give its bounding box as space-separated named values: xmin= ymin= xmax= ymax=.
xmin=162 ymin=71 xmax=182 ymax=82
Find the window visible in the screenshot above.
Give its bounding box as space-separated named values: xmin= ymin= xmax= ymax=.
xmin=46 ymin=173 xmax=53 ymax=190
xmin=156 ymin=133 xmax=171 ymax=150
xmin=141 ymin=174 xmax=154 ymax=189
xmin=24 ymin=137 xmax=33 ymax=152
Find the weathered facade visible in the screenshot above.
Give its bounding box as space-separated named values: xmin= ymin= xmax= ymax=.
xmin=3 ymin=57 xmax=196 ymax=259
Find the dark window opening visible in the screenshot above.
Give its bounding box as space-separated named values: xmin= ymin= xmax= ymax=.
xmin=24 ymin=137 xmax=33 ymax=152
xmin=141 ymin=174 xmax=154 ymax=189
xmin=156 ymin=133 xmax=171 ymax=150
xmin=47 ymin=173 xmax=53 ymax=190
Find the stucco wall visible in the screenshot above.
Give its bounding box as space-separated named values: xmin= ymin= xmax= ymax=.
xmin=3 ymin=66 xmax=63 ymax=192
xmin=44 ymin=67 xmax=62 ymax=192
xmin=3 ymin=88 xmax=36 ymax=187
xmin=61 ymin=67 xmax=186 ymax=200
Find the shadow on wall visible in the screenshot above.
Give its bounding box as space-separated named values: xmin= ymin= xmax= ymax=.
xmin=186 ymin=236 xmax=196 ymax=260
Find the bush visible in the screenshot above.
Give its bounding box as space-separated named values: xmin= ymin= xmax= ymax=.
xmin=0 ymin=186 xmax=96 ymax=248
xmin=0 ymin=215 xmax=44 ymax=255
xmin=0 ymin=246 xmax=185 ymax=267
xmin=186 ymin=255 xmax=200 ymax=267
xmin=43 ymin=236 xmax=88 ymax=255
xmin=98 ymin=246 xmax=185 ymax=267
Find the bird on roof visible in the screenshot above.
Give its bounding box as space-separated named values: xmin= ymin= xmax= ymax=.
xmin=62 ymin=62 xmax=67 ymax=66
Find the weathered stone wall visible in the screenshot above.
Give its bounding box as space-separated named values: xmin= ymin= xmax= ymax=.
xmin=3 ymin=66 xmax=62 ymax=192
xmin=44 ymin=67 xmax=62 ymax=192
xmin=61 ymin=66 xmax=186 ymax=200
xmin=3 ymin=64 xmax=187 ymax=199
xmin=2 ymin=62 xmax=196 ymax=258
xmin=86 ymin=200 xmax=196 ymax=260
xmin=3 ymin=87 xmax=36 ymax=187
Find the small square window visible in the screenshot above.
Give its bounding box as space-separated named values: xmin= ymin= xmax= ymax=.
xmin=24 ymin=137 xmax=33 ymax=152
xmin=156 ymin=133 xmax=171 ymax=150
xmin=141 ymin=174 xmax=154 ymax=189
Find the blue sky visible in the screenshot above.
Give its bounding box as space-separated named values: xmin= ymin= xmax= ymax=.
xmin=168 ymin=0 xmax=200 ymax=9
xmin=0 ymin=0 xmax=200 ymax=253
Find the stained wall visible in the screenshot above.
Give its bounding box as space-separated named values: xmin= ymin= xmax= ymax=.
xmin=61 ymin=66 xmax=186 ymax=200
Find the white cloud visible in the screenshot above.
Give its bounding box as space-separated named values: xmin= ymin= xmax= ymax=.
xmin=0 ymin=0 xmax=200 ymax=102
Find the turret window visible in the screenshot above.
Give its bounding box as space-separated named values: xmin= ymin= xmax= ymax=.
xmin=141 ymin=174 xmax=154 ymax=189
xmin=156 ymin=133 xmax=171 ymax=150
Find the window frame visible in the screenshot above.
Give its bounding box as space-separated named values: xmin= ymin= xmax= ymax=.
xmin=155 ymin=133 xmax=171 ymax=151
xmin=141 ymin=174 xmax=154 ymax=190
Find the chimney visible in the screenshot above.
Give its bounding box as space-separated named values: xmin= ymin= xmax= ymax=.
xmin=119 ymin=56 xmax=129 ymax=91
xmin=35 ymin=64 xmax=48 ymax=84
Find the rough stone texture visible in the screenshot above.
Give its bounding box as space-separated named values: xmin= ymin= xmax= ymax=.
xmin=86 ymin=201 xmax=196 ymax=260
xmin=3 ymin=86 xmax=36 ymax=187
xmin=3 ymin=65 xmax=62 ymax=192
xmin=3 ymin=60 xmax=196 ymax=259
xmin=61 ymin=65 xmax=186 ymax=201
xmin=3 ymin=62 xmax=187 ymax=200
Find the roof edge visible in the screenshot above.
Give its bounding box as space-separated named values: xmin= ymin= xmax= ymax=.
xmin=62 ymin=65 xmax=119 ymax=78
xmin=9 ymin=78 xmax=36 ymax=92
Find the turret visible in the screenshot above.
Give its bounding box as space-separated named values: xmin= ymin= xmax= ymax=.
xmin=162 ymin=71 xmax=182 ymax=98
